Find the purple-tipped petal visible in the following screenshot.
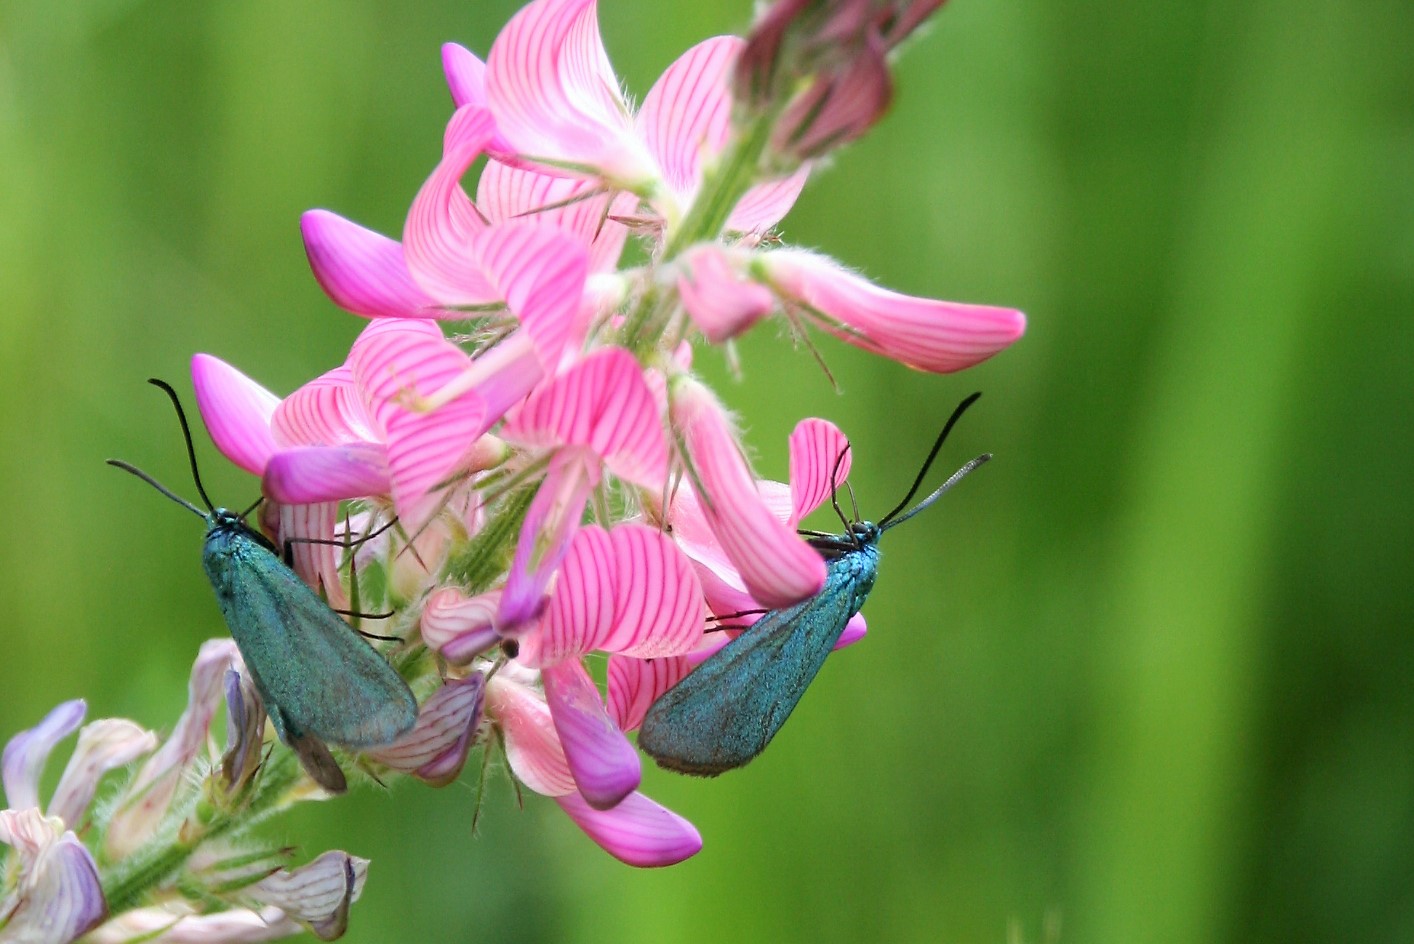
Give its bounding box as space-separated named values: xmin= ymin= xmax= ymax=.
xmin=247 ymin=851 xmax=368 ymax=942
xmin=764 ymin=250 xmax=1027 ymax=373
xmin=676 ymin=244 xmax=774 ymax=343
xmin=0 ymin=809 xmax=108 ymax=944
xmin=422 ymin=587 xmax=502 ymax=663
xmin=555 ymin=790 xmax=702 ymax=867
xmin=543 ymin=660 xmax=640 ymax=809
xmin=263 ymin=444 xmax=390 ymax=505
xmin=788 ymin=417 xmax=850 ymax=525
xmin=48 ymin=720 xmax=158 ymax=828
xmin=368 ymin=675 xmax=485 ymax=786
xmin=607 ymin=654 xmax=692 ymax=732
xmin=487 ymin=675 xmax=575 ymax=796
xmin=2 ymin=699 xmax=85 ymax=813
xmin=300 ymin=210 xmax=442 ymax=319
xmin=637 ymin=37 xmax=740 ymax=211
xmin=596 ymin=524 xmax=703 ymax=658
xmin=191 ymin=355 xmax=281 ymax=475
xmin=671 ymin=377 xmax=825 ymax=608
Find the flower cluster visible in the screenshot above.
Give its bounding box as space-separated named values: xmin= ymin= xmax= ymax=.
xmin=3 ymin=0 xmax=1022 ymax=939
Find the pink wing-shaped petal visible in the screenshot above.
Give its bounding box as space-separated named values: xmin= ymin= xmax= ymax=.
xmin=471 ymin=220 xmax=591 ymax=371
xmin=543 ymin=660 xmax=640 ymax=809
xmin=488 ymin=675 xmax=576 ymax=796
xmin=765 ymin=250 xmax=1027 ymax=373
xmin=676 ymin=244 xmax=774 ymax=342
xmin=368 ymin=675 xmax=484 ymax=786
xmin=519 ymin=523 xmax=614 ymax=666
xmin=727 ymin=165 xmax=811 ymax=233
xmin=477 ymin=161 xmax=633 ymax=275
xmin=191 ymin=355 xmax=281 ymax=475
xmin=638 ymin=37 xmax=740 ymax=210
xmin=596 ymin=525 xmax=703 ymax=658
xmin=554 ymin=790 xmax=702 ymax=867
xmin=788 ymin=417 xmax=850 ymax=525
xmin=263 ymin=443 xmax=390 ymax=505
xmin=486 ymin=0 xmax=650 ymax=183
xmin=2 ymin=699 xmax=86 ymax=813
xmin=301 ymin=210 xmax=443 ymax=319
xmin=273 ymin=365 xmax=374 ymax=448
xmin=607 ymin=655 xmax=692 ymax=732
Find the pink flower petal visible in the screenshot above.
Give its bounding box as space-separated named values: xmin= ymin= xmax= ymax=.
xmin=2 ymin=699 xmax=85 ymax=813
xmin=300 ymin=210 xmax=442 ymax=319
xmin=477 ymin=161 xmax=634 ymax=275
xmin=368 ymin=675 xmax=484 ymax=786
xmin=487 ymin=674 xmax=575 ymax=796
xmin=607 ymin=655 xmax=692 ymax=732
xmin=0 ymin=810 xmax=107 ymax=943
xmin=442 ymin=42 xmax=487 ymax=109
xmin=554 ymin=790 xmax=702 ymax=867
xmin=835 ymin=612 xmax=867 ymax=649
xmin=49 ymin=720 xmax=158 ymax=828
xmin=676 ymin=244 xmax=774 ymax=342
xmin=248 ymin=851 xmax=368 ymax=941
xmin=788 ymin=417 xmax=850 ymax=525
xmin=671 ymin=378 xmax=825 ymax=608
xmin=486 ymin=0 xmax=652 ymax=183
xmin=263 ymin=444 xmax=390 ymax=505
xmin=470 ymin=220 xmax=591 ymax=371
xmin=519 ymin=524 xmax=615 ymax=666
xmin=87 ymin=906 xmax=299 ymax=943
xmin=726 ymin=166 xmax=811 ymax=233
xmin=542 ymin=660 xmax=640 ymax=809
xmin=502 ymin=347 xmax=667 ymax=487
xmin=403 ymin=106 xmax=500 ymax=305
xmin=278 ymin=501 xmax=347 ymax=609
xmin=764 ymin=250 xmax=1027 ymax=373
xmin=422 ymin=587 xmax=502 ymax=663
xmin=272 ymin=365 xmax=375 ymax=448
xmin=596 ymin=524 xmax=703 ymax=658
xmin=191 ymin=355 xmax=280 ymax=476
xmin=637 ymin=37 xmax=740 ymax=209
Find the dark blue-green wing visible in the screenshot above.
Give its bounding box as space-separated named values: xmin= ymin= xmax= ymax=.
xmin=207 ymin=538 xmax=417 ymax=749
xmin=638 ymin=582 xmax=857 ymax=776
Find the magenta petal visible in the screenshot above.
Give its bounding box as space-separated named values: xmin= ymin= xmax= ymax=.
xmin=191 ymin=355 xmax=280 ymax=475
xmin=2 ymin=700 xmax=85 ymax=813
xmin=555 ymin=790 xmax=702 ymax=867
xmin=487 ymin=675 xmax=575 ymax=796
xmin=422 ymin=587 xmax=502 ymax=663
xmin=676 ymin=244 xmax=774 ymax=342
xmin=638 ymin=37 xmax=740 ymax=202
xmin=834 ymin=612 xmax=867 ymax=649
xmin=264 ymin=444 xmax=390 ymax=505
xmin=272 ymin=365 xmax=374 ymax=448
xmin=403 ymin=106 xmax=500 ymax=305
xmin=672 ymin=378 xmax=825 ymax=608
xmin=726 ymin=165 xmax=811 ymax=233
xmin=300 ymin=210 xmax=441 ymax=319
xmin=442 ymin=42 xmax=487 ymax=109
xmin=607 ymin=655 xmax=691 ymax=732
xmin=49 ymin=720 xmax=157 ymax=828
xmin=788 ymin=417 xmax=850 ymax=525
xmin=368 ymin=675 xmax=484 ymax=786
xmin=596 ymin=525 xmax=703 ymax=658
xmin=765 ymin=250 xmax=1027 ymax=373
xmin=503 ymin=347 xmax=667 ymax=487
xmin=520 ymin=524 xmax=614 ymax=666
xmin=477 ymin=161 xmax=633 ymax=275
xmin=543 ymin=660 xmax=640 ymax=809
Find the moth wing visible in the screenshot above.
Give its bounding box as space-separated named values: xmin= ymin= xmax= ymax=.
xmin=639 ymin=580 xmax=857 ymax=776
xmin=215 ymin=546 xmax=418 ymax=749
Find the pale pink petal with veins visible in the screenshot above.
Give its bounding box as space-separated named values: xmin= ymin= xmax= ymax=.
xmin=48 ymin=720 xmax=157 ymax=828
xmin=2 ymin=700 xmax=85 ymax=813
xmin=272 ymin=365 xmax=376 ymax=448
xmin=422 ymin=587 xmax=502 ymax=663
xmin=487 ymin=674 xmax=576 ymax=796
xmin=676 ymin=244 xmax=774 ymax=342
xmin=637 ymin=37 xmax=740 ymax=214
xmin=477 ymin=160 xmax=634 ymax=274
xmin=788 ymin=417 xmax=850 ymax=525
xmin=368 ymin=676 xmax=484 ymax=786
xmin=247 ymin=851 xmax=368 ymax=942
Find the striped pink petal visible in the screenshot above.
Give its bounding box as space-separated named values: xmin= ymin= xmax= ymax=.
xmin=278 ymin=501 xmax=347 ymax=609
xmin=350 ymin=320 xmax=489 ymax=525
xmin=637 ymin=37 xmax=740 ymax=213
xmin=403 ymin=105 xmax=499 ymax=305
xmin=48 ymin=720 xmax=157 ymax=828
xmin=726 ymin=166 xmax=811 ymax=233
xmin=300 ymin=210 xmax=442 ymax=319
xmin=671 ymin=378 xmax=825 ymax=608
xmin=595 ymin=524 xmax=702 ymax=658
xmin=764 ymin=249 xmax=1027 ymax=373
xmin=422 ymin=587 xmax=502 ymax=663
xmin=471 ymin=220 xmax=591 ymax=371
xmin=2 ymin=700 xmax=85 ymax=813
xmin=543 ymin=660 xmax=640 ymax=809
xmin=497 ymin=449 xmax=601 ymax=635
xmin=519 ymin=525 xmax=614 ymax=666
xmin=368 ymin=675 xmax=484 ymax=786
xmin=263 ymin=444 xmax=389 ymax=505
xmin=503 ymin=347 xmax=667 ymax=487
xmin=554 ymin=790 xmax=702 ymax=867
xmin=676 ymin=244 xmax=774 ymax=343
xmin=607 ymin=655 xmax=691 ymax=732
xmin=272 ymin=365 xmax=374 ymax=448
xmin=487 ymin=674 xmax=575 ymax=796
xmin=248 ymin=851 xmax=367 ymax=942
xmin=788 ymin=417 xmax=850 ymax=525
xmin=485 ymin=0 xmax=652 ymax=184
xmin=477 ymin=160 xmax=633 ymax=274
xmin=190 ymin=354 xmax=280 ymax=476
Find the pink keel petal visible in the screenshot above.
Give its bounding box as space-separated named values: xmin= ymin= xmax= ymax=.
xmin=676 ymin=244 xmax=774 ymax=342
xmin=191 ymin=355 xmax=281 ymax=475
xmin=765 ymin=250 xmax=1027 ymax=373
xmin=788 ymin=417 xmax=850 ymax=525
xmin=263 ymin=444 xmax=390 ymax=505
xmin=555 ymin=790 xmax=702 ymax=867
xmin=300 ymin=210 xmax=442 ymax=319
xmin=543 ymin=660 xmax=640 ymax=809
xmin=2 ymin=700 xmax=85 ymax=813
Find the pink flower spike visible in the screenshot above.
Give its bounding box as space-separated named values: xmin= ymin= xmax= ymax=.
xmin=672 ymin=377 xmax=825 ymax=608
xmin=422 ymin=587 xmax=502 ymax=664
xmin=263 ymin=444 xmax=390 ymax=505
xmin=788 ymin=417 xmax=850 ymax=525
xmin=764 ymin=250 xmax=1027 ymax=373
xmin=542 ymin=660 xmax=640 ymax=809
xmin=48 ymin=720 xmax=158 ymax=828
xmin=676 ymin=244 xmax=774 ymax=343
xmin=368 ymin=676 xmax=484 ymax=786
xmin=486 ymin=673 xmax=576 ymax=796
xmin=2 ymin=700 xmax=85 ymax=813
xmin=300 ymin=210 xmax=442 ymax=320
xmin=191 ymin=355 xmax=280 ymax=476
xmin=486 ymin=0 xmax=653 ymax=185
xmin=554 ymin=790 xmax=702 ymax=867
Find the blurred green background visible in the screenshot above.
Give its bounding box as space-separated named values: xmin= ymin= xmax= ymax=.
xmin=2 ymin=0 xmax=1411 ymax=941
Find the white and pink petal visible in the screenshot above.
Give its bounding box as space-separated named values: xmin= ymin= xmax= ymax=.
xmin=2 ymin=699 xmax=85 ymax=814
